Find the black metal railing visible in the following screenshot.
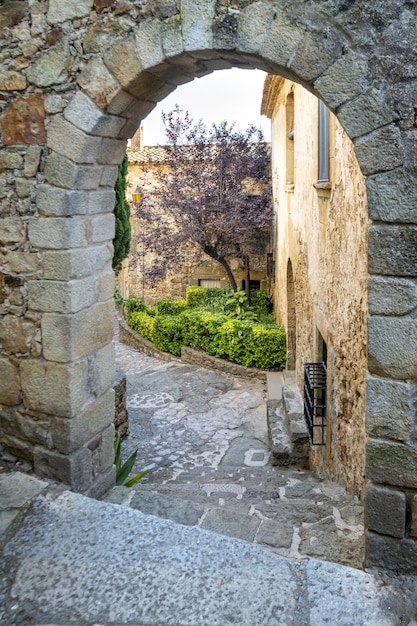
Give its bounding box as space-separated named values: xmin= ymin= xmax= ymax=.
xmin=304 ymin=362 xmax=327 ymax=445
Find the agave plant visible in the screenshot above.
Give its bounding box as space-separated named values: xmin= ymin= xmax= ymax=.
xmin=113 ymin=434 xmax=149 ymax=487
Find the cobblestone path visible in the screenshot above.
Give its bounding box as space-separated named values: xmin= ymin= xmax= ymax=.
xmin=106 ymin=335 xmax=365 ymax=569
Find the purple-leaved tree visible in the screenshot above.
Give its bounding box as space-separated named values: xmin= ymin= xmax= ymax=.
xmin=134 ymin=106 xmax=272 ymax=300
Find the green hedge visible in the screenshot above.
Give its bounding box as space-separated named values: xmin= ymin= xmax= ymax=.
xmin=152 ymin=315 xmax=183 ymax=356
xmin=128 ymin=310 xmax=156 ymax=341
xmin=126 ymin=306 xmax=286 ymax=370
xmin=155 ymin=298 xmax=188 ymax=316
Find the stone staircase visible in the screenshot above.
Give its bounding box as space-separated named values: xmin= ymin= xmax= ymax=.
xmin=2 ymin=472 xmax=415 ymax=626
xmin=104 ymin=448 xmax=365 ymax=569
xmin=266 ymin=371 xmax=310 ymax=468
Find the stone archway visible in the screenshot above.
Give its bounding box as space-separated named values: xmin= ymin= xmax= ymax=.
xmin=1 ymin=0 xmax=416 ymax=571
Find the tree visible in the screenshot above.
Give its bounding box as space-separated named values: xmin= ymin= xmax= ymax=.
xmin=134 ymin=106 xmax=272 ymax=297
xmin=112 ymin=153 xmax=131 ymax=274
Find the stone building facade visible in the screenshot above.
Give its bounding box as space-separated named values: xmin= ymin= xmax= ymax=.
xmin=0 ymin=0 xmax=416 ymax=571
xmin=262 ymin=77 xmax=368 ymax=497
xmin=118 ymin=142 xmax=270 ymax=305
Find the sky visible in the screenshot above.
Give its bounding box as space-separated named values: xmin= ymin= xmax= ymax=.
xmin=141 ymin=68 xmax=271 ymax=146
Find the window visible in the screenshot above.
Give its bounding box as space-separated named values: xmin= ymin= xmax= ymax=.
xmin=285 ymin=92 xmax=295 ymax=186
xmin=303 ymin=331 xmax=327 ymax=445
xmin=318 ymin=100 xmax=330 ymax=183
xmin=198 ymin=279 xmax=222 ymax=288
xmin=241 ymin=279 xmax=261 ymax=292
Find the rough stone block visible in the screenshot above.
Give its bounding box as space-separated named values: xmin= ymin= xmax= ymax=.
xmin=98 ymin=423 xmax=116 ymax=471
xmin=51 ymin=389 xmax=115 ymax=454
xmin=104 ymin=39 xmax=143 ymax=91
xmin=34 ymin=445 xmax=93 ymax=492
xmin=41 ymin=300 xmax=115 ymax=362
xmin=135 ymin=19 xmax=165 ymax=70
xmin=15 ymin=177 xmax=30 ymax=198
xmin=89 ymin=189 xmax=115 ymax=213
xmin=47 ymin=116 xmax=102 ymax=164
xmin=161 ymin=18 xmax=184 ymax=58
xmin=64 ymin=91 xmax=125 ymax=138
xmin=37 ymin=185 xmax=89 ymax=216
xmin=0 ymin=151 xmax=24 ymax=171
xmin=7 ymin=251 xmax=39 ymax=275
xmin=28 ymin=277 xmax=96 ymax=313
xmin=288 ymin=30 xmax=344 ymax=83
xmin=237 ymin=3 xmax=276 ymax=55
xmin=366 ymin=438 xmax=417 ymax=490
xmin=338 ymin=87 xmax=398 ymax=139
xmin=0 ymin=315 xmax=29 ymax=354
xmin=314 ymin=53 xmax=370 ymax=110
xmin=20 ymin=359 xmax=86 ymax=417
xmin=368 ymin=277 xmax=417 ymax=316
xmin=89 ymin=342 xmax=116 ymax=397
xmin=99 ymin=138 xmax=127 ymax=165
xmin=42 ymin=246 xmax=112 ymax=280
xmin=24 ymin=145 xmax=42 ymax=177
xmin=28 ymin=216 xmax=87 ymax=249
xmin=366 ymin=377 xmax=411 ymax=442
xmin=77 ymin=57 xmax=121 ymax=111
xmin=355 ymin=125 xmax=403 ymax=176
xmin=410 ymin=493 xmax=417 ymax=538
xmin=262 ymin=13 xmax=305 ymax=67
xmin=366 ymin=167 xmax=417 ymax=224
xmin=369 ymin=225 xmax=417 ymax=276
xmin=26 ymin=39 xmax=69 ymax=88
xmin=106 ymin=90 xmax=135 ymax=116
xmin=47 ymin=0 xmax=92 ymax=24
xmin=181 ymin=0 xmax=215 ymax=51
xmin=90 ymin=213 xmax=115 ymax=243
xmin=0 ymin=217 xmax=26 ymax=245
xmin=44 ymin=153 xmax=103 ymax=190
xmin=368 ymin=317 xmax=417 ymax=379
xmin=0 ymin=357 xmax=20 ymax=405
xmin=366 ymin=531 xmax=417 ymax=573
xmin=365 ymin=485 xmax=406 ymax=538
xmin=0 ymin=95 xmax=46 ymax=145
xmin=100 ymin=165 xmax=118 ymax=187
xmin=97 ymin=271 xmax=115 ymax=302
xmin=0 ymin=70 xmax=26 ymax=91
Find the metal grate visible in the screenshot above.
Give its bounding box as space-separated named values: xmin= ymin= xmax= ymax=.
xmin=304 ymin=362 xmax=327 ymax=445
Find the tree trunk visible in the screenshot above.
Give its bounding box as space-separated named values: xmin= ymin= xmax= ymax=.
xmin=203 ymin=245 xmax=238 ymax=290
xmin=244 ymin=255 xmax=251 ymax=303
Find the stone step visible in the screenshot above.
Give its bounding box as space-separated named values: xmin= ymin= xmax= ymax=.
xmin=267 ymin=379 xmax=309 ymax=468
xmin=103 ymin=465 xmax=365 ymax=568
xmin=2 ymin=484 xmax=412 ymax=626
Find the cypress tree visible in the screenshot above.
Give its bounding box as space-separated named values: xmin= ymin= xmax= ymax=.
xmin=112 ymin=153 xmax=131 ymax=273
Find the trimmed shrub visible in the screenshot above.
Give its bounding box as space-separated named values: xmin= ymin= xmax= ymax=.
xmin=185 ymin=286 xmax=229 ymax=308
xmin=155 ymin=298 xmax=188 ymax=316
xmin=152 ymin=315 xmax=183 ymax=356
xmin=250 ymin=290 xmax=273 ymax=315
xmin=126 ymin=293 xmax=286 ymax=370
xmin=128 ymin=311 xmax=155 ymax=341
xmin=180 ymin=309 xmax=228 ymax=355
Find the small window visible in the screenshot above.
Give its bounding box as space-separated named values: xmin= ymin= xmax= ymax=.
xmin=198 ymin=279 xmax=222 ymax=288
xmin=318 ymin=100 xmax=330 ymax=183
xmin=303 ymin=362 xmax=327 ymax=446
xmin=241 ymin=280 xmax=261 ymax=292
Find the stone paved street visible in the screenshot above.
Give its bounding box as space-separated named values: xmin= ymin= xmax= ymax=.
xmin=107 ymin=332 xmax=365 ymax=569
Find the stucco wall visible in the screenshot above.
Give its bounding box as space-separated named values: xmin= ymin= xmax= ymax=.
xmin=266 ymin=80 xmax=368 ymax=496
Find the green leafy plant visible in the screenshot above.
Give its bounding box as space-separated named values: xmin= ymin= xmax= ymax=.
xmin=113 ymin=434 xmax=148 ymax=487
xmin=114 ymin=286 xmax=125 ymax=305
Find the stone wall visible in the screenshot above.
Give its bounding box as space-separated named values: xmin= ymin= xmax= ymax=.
xmin=0 ymin=0 xmax=416 ymax=571
xmin=118 ymin=149 xmax=271 ymax=305
xmin=263 ymin=79 xmax=368 ymax=497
